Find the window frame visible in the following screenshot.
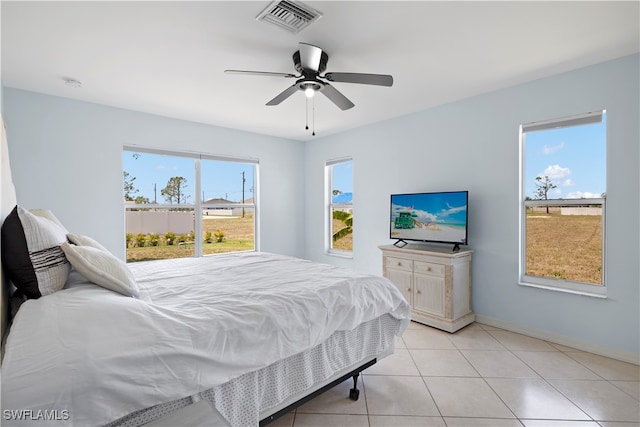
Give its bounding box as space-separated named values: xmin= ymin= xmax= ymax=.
xmin=123 ymin=146 xmax=259 ymax=259
xmin=325 ymin=157 xmax=353 ymax=257
xmin=518 ymin=111 xmax=607 ymax=298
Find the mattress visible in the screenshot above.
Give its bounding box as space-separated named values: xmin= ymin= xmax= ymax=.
xmin=1 ymin=252 xmax=410 ymax=426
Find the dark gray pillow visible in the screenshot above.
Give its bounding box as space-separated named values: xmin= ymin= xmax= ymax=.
xmin=1 ymin=205 xmax=70 ymax=298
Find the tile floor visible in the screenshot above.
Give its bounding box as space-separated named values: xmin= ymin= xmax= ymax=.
xmin=271 ymin=321 xmax=640 ymax=427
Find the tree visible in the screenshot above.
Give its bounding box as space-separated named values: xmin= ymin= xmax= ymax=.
xmin=534 ymin=175 xmax=557 ymax=214
xmin=134 ymin=195 xmax=150 ymax=204
xmin=332 ymin=210 xmax=353 ymax=242
xmin=123 ymin=171 xmax=138 ymax=201
xmin=161 ymin=176 xmax=190 ymax=204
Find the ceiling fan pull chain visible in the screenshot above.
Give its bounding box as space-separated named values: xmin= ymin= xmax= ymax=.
xmin=312 ymin=97 xmax=316 ymax=136
xmin=305 ymin=97 xmax=309 ymax=130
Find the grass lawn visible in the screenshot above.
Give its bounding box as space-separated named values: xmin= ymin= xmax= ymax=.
xmin=525 ymin=213 xmax=602 ymax=285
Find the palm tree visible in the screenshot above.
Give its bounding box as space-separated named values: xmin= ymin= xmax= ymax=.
xmin=332 ymin=210 xmax=353 ymax=242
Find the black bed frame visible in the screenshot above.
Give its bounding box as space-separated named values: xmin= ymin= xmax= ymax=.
xmin=258 ymin=358 xmax=376 ymax=426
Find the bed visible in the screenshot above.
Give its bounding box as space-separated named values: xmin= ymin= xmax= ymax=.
xmin=0 ymin=116 xmax=410 ymax=427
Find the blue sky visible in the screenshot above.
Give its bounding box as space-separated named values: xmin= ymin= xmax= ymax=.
xmin=123 ymin=151 xmax=255 ymax=203
xmin=331 ymin=160 xmax=353 ymax=194
xmin=391 ymin=192 xmax=468 ymax=226
xmin=524 ymin=115 xmax=606 ymax=199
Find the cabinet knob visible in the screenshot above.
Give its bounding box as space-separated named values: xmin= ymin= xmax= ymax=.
xmin=406 ymin=288 xmax=411 ymax=292
xmin=416 ymin=290 xmax=421 ymax=294
xmin=397 ymin=262 xmax=402 ymax=267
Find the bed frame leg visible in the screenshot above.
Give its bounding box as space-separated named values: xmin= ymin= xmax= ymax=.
xmin=349 ymin=373 xmax=360 ymax=401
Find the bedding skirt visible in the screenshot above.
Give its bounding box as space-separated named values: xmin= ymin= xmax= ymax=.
xmin=107 ymin=313 xmax=401 ymax=427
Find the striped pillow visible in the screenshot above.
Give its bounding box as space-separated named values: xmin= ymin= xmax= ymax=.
xmin=1 ymin=205 xmax=71 ymax=298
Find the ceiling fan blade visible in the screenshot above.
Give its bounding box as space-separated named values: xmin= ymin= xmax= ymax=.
xmin=320 ymin=83 xmax=355 ymax=111
xmin=298 ymin=42 xmax=323 ymax=72
xmin=266 ymin=84 xmax=299 ymax=106
xmin=324 ymin=72 xmax=393 ymax=87
xmin=225 ymin=70 xmax=297 ymax=78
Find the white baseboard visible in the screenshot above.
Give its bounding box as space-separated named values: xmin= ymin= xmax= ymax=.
xmin=475 ymin=315 xmax=640 ymax=365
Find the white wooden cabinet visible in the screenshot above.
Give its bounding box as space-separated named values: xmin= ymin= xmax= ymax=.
xmin=380 ymin=244 xmax=474 ymax=333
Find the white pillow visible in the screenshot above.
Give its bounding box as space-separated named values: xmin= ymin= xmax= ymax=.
xmin=66 ymin=233 xmax=109 ymax=252
xmin=61 ymin=242 xmax=140 ymax=298
xmin=30 ymin=209 xmax=68 ymax=233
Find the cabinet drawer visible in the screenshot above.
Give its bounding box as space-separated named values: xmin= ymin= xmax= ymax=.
xmin=414 ymin=261 xmax=445 ymax=276
xmin=386 ymin=257 xmax=413 ymax=271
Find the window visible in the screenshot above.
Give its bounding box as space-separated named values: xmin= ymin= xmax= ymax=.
xmin=326 ymin=158 xmax=353 ymax=255
xmin=520 ymin=111 xmax=606 ymax=296
xmin=123 ymin=147 xmax=258 ymax=262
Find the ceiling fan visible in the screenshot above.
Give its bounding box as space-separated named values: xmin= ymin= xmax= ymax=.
xmin=225 ymin=42 xmax=393 ymax=111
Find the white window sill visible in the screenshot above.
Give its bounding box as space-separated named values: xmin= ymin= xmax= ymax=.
xmin=519 ymin=279 xmax=607 ymax=299
xmin=326 ymin=250 xmax=353 ymax=259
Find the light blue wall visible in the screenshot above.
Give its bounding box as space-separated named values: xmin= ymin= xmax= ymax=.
xmin=304 ymin=54 xmax=639 ymax=360
xmin=3 ymin=88 xmax=306 ymax=259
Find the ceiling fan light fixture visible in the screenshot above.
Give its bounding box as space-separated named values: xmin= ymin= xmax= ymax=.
xmin=304 ymin=87 xmax=315 ymax=98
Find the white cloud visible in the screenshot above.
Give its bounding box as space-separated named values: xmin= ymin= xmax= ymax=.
xmin=442 ymin=203 xmax=466 ymax=217
xmin=542 ymin=141 xmax=565 ymax=155
xmin=562 ymin=179 xmax=575 ymax=187
xmin=566 ymin=191 xmax=601 ymax=199
xmin=540 ymin=164 xmax=571 ymax=180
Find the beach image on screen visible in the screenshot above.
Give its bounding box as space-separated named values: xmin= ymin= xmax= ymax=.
xmin=390 ymin=192 xmax=467 ymax=243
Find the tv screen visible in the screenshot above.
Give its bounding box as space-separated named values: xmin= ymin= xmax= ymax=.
xmin=390 ymin=191 xmax=468 ymax=248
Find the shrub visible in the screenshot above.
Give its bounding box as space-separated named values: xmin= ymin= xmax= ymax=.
xmin=165 ymin=232 xmax=176 ymax=246
xmin=214 ymin=230 xmax=225 ymax=243
xmin=135 ymin=233 xmax=146 ymax=247
xmin=204 ymin=231 xmax=213 ymax=244
xmin=126 ymin=233 xmax=134 ymax=248
xmin=148 ymin=233 xmax=160 ymax=247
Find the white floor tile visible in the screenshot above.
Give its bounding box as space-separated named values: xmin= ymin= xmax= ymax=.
xmin=364 ymin=375 xmax=440 ymax=416
xmin=368 ymin=415 xmax=446 ymax=426
xmin=410 ymin=349 xmax=479 ymax=377
xmin=462 ymin=350 xmax=540 ymax=378
xmin=292 ymin=413 xmax=369 ymax=426
xmin=488 ymin=330 xmax=557 ymax=351
xmin=424 ymin=377 xmax=515 ymax=418
xmin=402 ymin=328 xmax=456 ymax=349
xmin=296 ymin=378 xmax=367 ymax=415
xmin=365 ymin=348 xmax=421 ymax=376
xmin=284 ymin=323 xmax=640 ymax=426
xmin=610 ymin=380 xmax=640 ymax=400
xmin=444 ymin=417 xmax=524 ymax=426
xmin=549 ymin=379 xmax=640 ymax=422
xmin=513 ymin=351 xmax=602 ymax=380
xmin=565 ymin=352 xmax=640 ymax=381
xmin=486 ymin=378 xmax=590 ymax=420
xmin=521 ymin=420 xmax=600 ymax=426
xmin=449 ymin=326 xmax=507 ymax=350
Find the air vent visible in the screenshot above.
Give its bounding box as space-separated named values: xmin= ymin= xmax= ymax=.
xmin=256 ymin=0 xmax=322 ymax=34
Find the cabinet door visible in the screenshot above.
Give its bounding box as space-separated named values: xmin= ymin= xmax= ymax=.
xmin=413 ymin=273 xmax=445 ymax=317
xmin=387 ymin=268 xmax=413 ymax=305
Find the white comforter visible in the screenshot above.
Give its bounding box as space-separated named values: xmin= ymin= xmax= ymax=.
xmin=1 ymin=252 xmax=409 ymax=426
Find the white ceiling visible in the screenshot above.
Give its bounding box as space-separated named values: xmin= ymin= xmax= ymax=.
xmin=2 ymin=1 xmax=638 ymax=142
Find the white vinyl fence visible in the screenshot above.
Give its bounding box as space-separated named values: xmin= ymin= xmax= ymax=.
xmin=126 ymin=211 xmax=193 ymax=235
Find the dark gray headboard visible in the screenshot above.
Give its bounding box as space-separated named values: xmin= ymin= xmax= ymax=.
xmin=1 ymin=115 xmax=17 ymax=359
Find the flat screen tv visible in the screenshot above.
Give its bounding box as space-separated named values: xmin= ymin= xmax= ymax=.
xmin=390 ymin=191 xmax=468 ymax=251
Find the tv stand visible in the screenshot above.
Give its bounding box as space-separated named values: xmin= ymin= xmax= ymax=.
xmin=380 ymin=244 xmax=474 ymax=333
xmin=393 ymin=239 xmax=408 ymax=248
